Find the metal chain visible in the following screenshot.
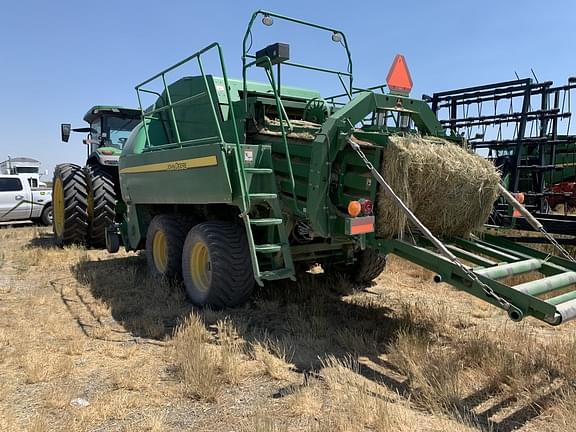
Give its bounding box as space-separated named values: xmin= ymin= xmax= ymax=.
xmin=348 ymin=136 xmax=514 ymax=311
xmin=538 ymin=228 xmax=576 ymax=263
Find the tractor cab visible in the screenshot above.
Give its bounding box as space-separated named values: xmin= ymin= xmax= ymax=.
xmin=61 ymin=106 xmax=141 ymax=167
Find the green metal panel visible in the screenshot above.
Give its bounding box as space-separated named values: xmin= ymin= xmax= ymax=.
xmin=120 ymin=144 xmax=232 ymax=204
xmin=271 ymin=158 xmax=310 ymax=179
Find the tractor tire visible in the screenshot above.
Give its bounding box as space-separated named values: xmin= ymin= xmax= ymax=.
xmin=146 ymin=215 xmax=192 ymax=280
xmin=40 ymin=205 xmax=53 ymax=226
xmin=341 ymin=249 xmax=387 ymax=283
xmin=182 ymin=221 xmax=254 ymax=308
xmin=85 ymin=165 xmax=116 ymax=248
xmin=52 ymin=164 xmax=88 ymax=246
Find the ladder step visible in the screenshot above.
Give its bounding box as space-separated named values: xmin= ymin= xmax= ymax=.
xmin=249 ymin=193 xmax=277 ymax=200
xmin=475 ymin=258 xmax=542 ymax=280
xmin=254 ymin=243 xmax=282 ymax=253
xmin=250 ymin=218 xmax=283 ymax=226
xmin=245 ymin=167 xmax=273 ymax=174
xmin=260 ymin=268 xmax=294 ymax=280
xmin=515 ymin=272 xmax=576 ymax=296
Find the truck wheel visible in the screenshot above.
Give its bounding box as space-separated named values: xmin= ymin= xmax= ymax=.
xmin=182 ymin=221 xmax=254 ymax=308
xmin=40 ymin=205 xmax=53 ymax=226
xmin=85 ymin=166 xmax=116 ymax=248
xmin=146 ymin=215 xmax=191 ymax=279
xmin=52 ymin=164 xmax=88 ymax=246
xmin=341 ymin=249 xmax=387 ymax=283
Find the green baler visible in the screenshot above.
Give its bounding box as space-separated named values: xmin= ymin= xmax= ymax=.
xmin=109 ymin=11 xmax=576 ymax=326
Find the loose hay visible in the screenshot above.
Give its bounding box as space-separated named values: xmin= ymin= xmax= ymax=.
xmin=376 ymin=135 xmax=500 ymax=238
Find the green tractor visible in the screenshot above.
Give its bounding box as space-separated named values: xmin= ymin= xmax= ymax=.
xmin=52 ymin=106 xmax=140 ymax=247
xmin=107 ymin=11 xmax=576 ymax=326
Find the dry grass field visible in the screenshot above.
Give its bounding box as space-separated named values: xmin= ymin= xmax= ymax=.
xmin=1 ymin=226 xmax=576 ymax=431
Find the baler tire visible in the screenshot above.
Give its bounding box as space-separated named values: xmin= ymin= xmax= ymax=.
xmin=343 ymin=249 xmax=387 ymax=284
xmin=146 ymin=215 xmax=192 ymax=280
xmin=182 ymin=221 xmax=254 ymax=308
xmin=85 ymin=166 xmax=116 ymax=249
xmin=52 ymin=164 xmax=88 ymax=246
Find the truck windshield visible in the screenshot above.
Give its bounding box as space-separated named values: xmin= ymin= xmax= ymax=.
xmin=105 ymin=117 xmax=141 ymax=148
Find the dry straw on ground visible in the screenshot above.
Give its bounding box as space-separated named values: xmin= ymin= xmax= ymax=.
xmin=3 ymin=227 xmax=576 ymax=432
xmin=377 ymin=135 xmax=500 ymax=238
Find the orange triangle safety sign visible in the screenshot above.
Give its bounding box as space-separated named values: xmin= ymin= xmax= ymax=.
xmin=386 ymin=54 xmax=413 ymax=94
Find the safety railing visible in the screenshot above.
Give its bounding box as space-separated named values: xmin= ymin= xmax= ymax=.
xmin=135 ymin=42 xmax=250 ymax=211
xmin=241 ymin=10 xmax=354 ymax=212
xmin=242 ymin=10 xmax=353 ymax=110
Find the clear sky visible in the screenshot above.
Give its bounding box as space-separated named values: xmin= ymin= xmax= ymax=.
xmin=1 ymin=0 xmax=575 ymax=179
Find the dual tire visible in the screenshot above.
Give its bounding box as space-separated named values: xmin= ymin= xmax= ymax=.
xmin=146 ymin=217 xmax=254 ymax=308
xmin=52 ymin=163 xmax=116 ymax=248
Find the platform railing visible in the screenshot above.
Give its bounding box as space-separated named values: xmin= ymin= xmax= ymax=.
xmin=135 ymin=42 xmax=249 ymax=211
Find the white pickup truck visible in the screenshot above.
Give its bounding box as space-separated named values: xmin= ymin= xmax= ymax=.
xmin=0 ymin=175 xmax=52 ymax=225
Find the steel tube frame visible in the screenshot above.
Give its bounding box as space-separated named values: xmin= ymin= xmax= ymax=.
xmin=242 ymin=10 xmax=353 ymax=115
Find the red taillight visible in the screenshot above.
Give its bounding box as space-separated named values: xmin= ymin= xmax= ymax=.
xmin=360 ymin=199 xmax=373 ymax=216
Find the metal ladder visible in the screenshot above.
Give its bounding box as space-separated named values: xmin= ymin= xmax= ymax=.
xmin=239 ymin=156 xmax=295 ymax=286
xmin=239 ymin=54 xmax=301 ymax=285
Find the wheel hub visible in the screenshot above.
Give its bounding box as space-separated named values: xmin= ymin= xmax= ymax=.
xmin=190 ymin=241 xmax=211 ymax=292
xmin=152 ymin=230 xmax=169 ymax=273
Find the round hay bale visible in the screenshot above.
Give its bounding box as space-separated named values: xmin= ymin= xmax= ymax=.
xmin=376 ymin=135 xmax=500 ymax=239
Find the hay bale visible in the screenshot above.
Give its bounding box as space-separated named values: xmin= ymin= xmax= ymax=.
xmin=376 ymin=135 xmax=500 ymax=239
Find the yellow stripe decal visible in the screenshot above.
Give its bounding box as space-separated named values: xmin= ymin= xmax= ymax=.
xmin=120 ymin=156 xmax=218 ymax=174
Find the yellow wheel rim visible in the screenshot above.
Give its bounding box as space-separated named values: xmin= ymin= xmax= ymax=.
xmin=190 ymin=241 xmax=211 ymax=292
xmin=152 ymin=230 xmax=169 ymax=273
xmin=53 ymin=177 xmax=65 ymax=236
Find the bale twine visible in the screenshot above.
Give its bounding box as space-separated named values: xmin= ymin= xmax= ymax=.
xmin=376 ymin=135 xmax=500 ymax=239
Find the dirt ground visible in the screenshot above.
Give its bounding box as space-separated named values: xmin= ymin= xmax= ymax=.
xmin=1 ymin=226 xmax=575 ymax=432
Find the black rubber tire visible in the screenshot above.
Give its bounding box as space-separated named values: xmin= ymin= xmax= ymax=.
xmin=52 ymin=164 xmax=88 ymax=246
xmin=85 ymin=165 xmax=116 ymax=248
xmin=106 ymin=228 xmax=120 ymax=253
xmin=342 ymin=249 xmax=387 ymax=283
xmin=146 ymin=215 xmax=192 ymax=279
xmin=40 ymin=205 xmax=53 ymax=226
xmin=182 ymin=221 xmax=254 ymax=308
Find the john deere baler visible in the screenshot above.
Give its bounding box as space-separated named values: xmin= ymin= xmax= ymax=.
xmin=108 ymin=11 xmax=576 ymax=326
